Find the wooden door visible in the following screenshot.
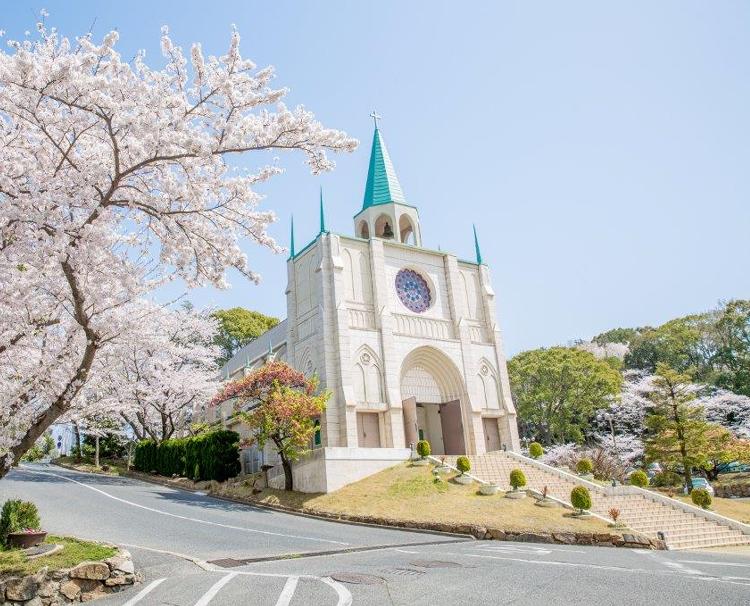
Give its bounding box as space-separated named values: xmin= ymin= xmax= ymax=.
xmin=402 ymin=397 xmax=418 ymax=448
xmin=483 ymin=418 xmax=501 ymax=452
xmin=440 ymin=399 xmax=466 ymax=455
xmin=357 ymin=412 xmax=381 ymax=448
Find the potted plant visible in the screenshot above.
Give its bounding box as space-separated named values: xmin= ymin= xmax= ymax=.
xmin=628 ymin=470 xmax=649 ymax=488
xmin=479 ymin=481 xmax=499 ymax=495
xmin=576 ymin=458 xmax=594 ymax=480
xmin=535 ymin=485 xmax=557 ymax=507
xmin=506 ymin=468 xmax=527 ymax=499
xmin=528 ymin=442 xmax=543 ymax=460
xmin=691 ymin=488 xmax=712 ymax=510
xmin=413 ymin=440 xmax=431 ymax=466
xmin=608 ymin=507 xmax=626 ymax=529
xmin=1 ymin=499 xmax=46 ymax=549
xmin=570 ymin=485 xmax=592 ymax=518
xmin=454 ymin=456 xmax=473 ymax=484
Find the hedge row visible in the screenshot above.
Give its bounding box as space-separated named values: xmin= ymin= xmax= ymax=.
xmin=134 ymin=430 xmax=241 ymax=482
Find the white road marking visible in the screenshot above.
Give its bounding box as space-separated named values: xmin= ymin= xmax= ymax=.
xmin=659 ymin=560 xmax=704 ymax=575
xmin=473 ymin=543 xmax=586 ymax=555
xmin=678 ymin=560 xmax=750 ymax=568
xmin=393 ymin=548 xmax=420 ymax=554
xmin=321 ymin=576 xmax=354 ymax=606
xmin=121 ymin=578 xmax=166 ymax=606
xmin=194 ymin=572 xmax=238 ymax=606
xmin=23 ymin=468 xmax=348 ymax=546
xmin=274 ymin=576 xmax=299 ymax=606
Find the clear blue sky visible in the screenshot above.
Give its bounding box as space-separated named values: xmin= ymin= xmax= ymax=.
xmin=4 ymin=1 xmax=749 ymax=355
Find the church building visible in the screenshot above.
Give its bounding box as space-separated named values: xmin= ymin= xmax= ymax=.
xmin=209 ymin=117 xmax=520 ymax=492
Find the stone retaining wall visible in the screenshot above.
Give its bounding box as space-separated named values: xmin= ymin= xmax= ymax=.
xmin=1 ymin=548 xmax=140 ymax=604
xmin=715 ymin=483 xmax=750 ymax=499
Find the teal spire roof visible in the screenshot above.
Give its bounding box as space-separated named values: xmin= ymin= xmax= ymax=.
xmin=362 ymin=127 xmax=406 ymax=209
xmin=473 ymin=224 xmax=483 ymax=265
xmin=319 ymin=187 xmax=327 ymax=234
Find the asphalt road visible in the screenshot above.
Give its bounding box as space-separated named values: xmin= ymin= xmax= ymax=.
xmin=2 ymin=464 xmax=750 ymax=605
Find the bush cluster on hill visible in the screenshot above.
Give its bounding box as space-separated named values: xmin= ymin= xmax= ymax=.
xmin=134 ymin=430 xmax=240 ymax=482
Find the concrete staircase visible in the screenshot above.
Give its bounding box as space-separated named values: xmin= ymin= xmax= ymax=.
xmin=445 ymin=451 xmax=750 ymax=551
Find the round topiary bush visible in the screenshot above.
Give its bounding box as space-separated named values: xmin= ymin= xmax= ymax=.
xmin=576 ymin=458 xmax=594 ymax=475
xmin=691 ymin=488 xmax=712 ymax=509
xmin=629 ymin=470 xmax=649 ymax=488
xmin=509 ymin=468 xmax=527 ymax=490
xmin=416 ymin=440 xmax=431 ymax=458
xmin=528 ymin=442 xmax=543 ymax=459
xmin=456 ymin=455 xmax=471 ymax=475
xmin=570 ymin=485 xmax=592 ymax=513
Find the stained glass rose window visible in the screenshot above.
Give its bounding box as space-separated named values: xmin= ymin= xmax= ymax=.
xmin=395 ymin=269 xmax=431 ymax=313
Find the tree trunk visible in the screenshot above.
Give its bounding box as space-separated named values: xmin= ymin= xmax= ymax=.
xmin=74 ymin=423 xmax=83 ymax=462
xmin=280 ymin=454 xmax=293 ymax=491
xmin=95 ymin=435 xmax=100 ymax=468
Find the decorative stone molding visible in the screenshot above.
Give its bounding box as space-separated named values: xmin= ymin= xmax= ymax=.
xmin=393 ymin=313 xmax=455 ymax=340
xmin=0 ymin=547 xmax=140 ymax=604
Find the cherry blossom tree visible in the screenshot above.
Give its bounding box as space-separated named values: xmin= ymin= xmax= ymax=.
xmin=0 ymin=21 xmax=356 ymax=477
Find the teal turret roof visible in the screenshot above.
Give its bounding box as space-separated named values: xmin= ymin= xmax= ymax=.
xmin=473 ymin=224 xmax=483 ymax=265
xmin=362 ymin=128 xmax=406 ymax=209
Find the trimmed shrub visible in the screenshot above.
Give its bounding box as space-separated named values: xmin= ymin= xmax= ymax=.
xmin=576 ymin=458 xmax=594 ymax=475
xmin=1 ymin=499 xmax=41 ymax=546
xmin=570 ymin=485 xmax=592 ymax=512
xmin=416 ymin=440 xmax=431 ymax=458
xmin=134 ymin=430 xmax=240 ymax=482
xmin=456 ymin=455 xmax=471 ymax=474
xmin=629 ymin=470 xmax=649 ymax=488
xmin=528 ymin=442 xmax=543 ymax=459
xmin=651 ymin=471 xmax=681 ymax=487
xmin=509 ymin=468 xmax=527 ymax=490
xmin=691 ymin=488 xmax=712 ymax=509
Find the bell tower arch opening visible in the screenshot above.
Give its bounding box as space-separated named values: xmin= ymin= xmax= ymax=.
xmin=399 ymin=346 xmax=468 ymax=455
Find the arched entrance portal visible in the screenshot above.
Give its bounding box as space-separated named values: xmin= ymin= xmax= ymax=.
xmin=400 ymin=347 xmax=468 ymax=455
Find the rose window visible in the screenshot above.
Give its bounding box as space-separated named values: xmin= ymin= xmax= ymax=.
xmin=395 ymin=269 xmax=431 ymax=313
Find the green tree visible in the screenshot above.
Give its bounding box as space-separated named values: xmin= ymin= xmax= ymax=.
xmin=211 ymin=361 xmax=328 ymax=491
xmin=211 ymin=308 xmax=279 ymax=366
xmin=592 ymin=327 xmax=642 ymax=346
xmin=625 ymin=314 xmax=716 ymax=378
xmin=508 ymin=347 xmax=622 ymax=445
xmin=712 ymin=300 xmax=750 ymax=397
xmin=644 ymin=364 xmax=712 ymax=490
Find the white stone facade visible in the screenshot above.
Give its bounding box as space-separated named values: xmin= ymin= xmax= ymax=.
xmin=209 ymin=125 xmax=520 ymax=492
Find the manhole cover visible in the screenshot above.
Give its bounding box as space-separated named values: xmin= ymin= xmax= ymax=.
xmin=410 ymin=560 xmax=464 ymax=569
xmin=380 ymin=567 xmax=425 ymax=576
xmin=328 ymin=572 xmax=386 ymax=585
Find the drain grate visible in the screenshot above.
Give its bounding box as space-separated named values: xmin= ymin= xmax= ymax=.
xmin=328 ymin=572 xmax=386 ymax=585
xmin=410 ymin=560 xmax=465 ymax=569
xmin=380 ymin=567 xmax=425 ymax=576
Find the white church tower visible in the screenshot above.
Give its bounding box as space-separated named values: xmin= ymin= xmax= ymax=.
xmin=218 ymin=115 xmax=520 ymax=492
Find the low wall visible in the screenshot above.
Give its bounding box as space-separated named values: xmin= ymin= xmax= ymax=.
xmin=715 ymin=483 xmax=750 ymax=499
xmin=1 ymin=547 xmax=139 ymax=604
xmin=268 ymin=447 xmax=412 ymax=493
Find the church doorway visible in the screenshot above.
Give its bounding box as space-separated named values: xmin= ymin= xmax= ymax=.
xmin=482 ymin=417 xmax=501 ymax=452
xmin=400 ymin=347 xmax=468 ymax=455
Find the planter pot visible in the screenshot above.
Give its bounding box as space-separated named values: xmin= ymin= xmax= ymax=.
xmin=608 ymin=522 xmax=627 ymax=529
xmin=571 ymin=511 xmax=593 ymax=519
xmin=411 ymin=459 xmax=430 ymax=467
xmin=506 ymin=489 xmax=526 ymax=499
xmin=580 ymin=473 xmax=595 ymax=481
xmin=7 ymin=531 xmax=47 ymax=549
xmin=535 ymin=498 xmax=558 ymax=508
xmin=479 ymin=484 xmax=499 ymax=496
xmin=454 ymin=474 xmax=473 ymax=485
xmin=434 ymin=466 xmax=451 ymax=475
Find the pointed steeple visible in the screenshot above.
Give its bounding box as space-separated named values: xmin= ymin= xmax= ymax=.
xmin=319 ymin=186 xmax=327 ymax=234
xmin=289 ymin=215 xmax=295 ymax=259
xmin=362 ymin=117 xmax=406 ymax=209
xmin=473 ymin=224 xmax=483 ymax=265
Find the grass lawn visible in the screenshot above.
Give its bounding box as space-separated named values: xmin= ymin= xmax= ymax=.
xmin=0 ymin=536 xmax=116 ymax=579
xmin=216 ymin=463 xmax=614 ymax=535
xmin=677 ymin=496 xmax=750 ymax=525
xmin=55 ymin=456 xmax=128 ymax=476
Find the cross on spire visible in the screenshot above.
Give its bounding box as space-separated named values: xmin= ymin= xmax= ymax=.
xmin=370 ymin=110 xmax=382 ymax=129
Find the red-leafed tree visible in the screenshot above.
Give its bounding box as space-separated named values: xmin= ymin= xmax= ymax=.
xmin=212 ymin=361 xmax=328 ymax=490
